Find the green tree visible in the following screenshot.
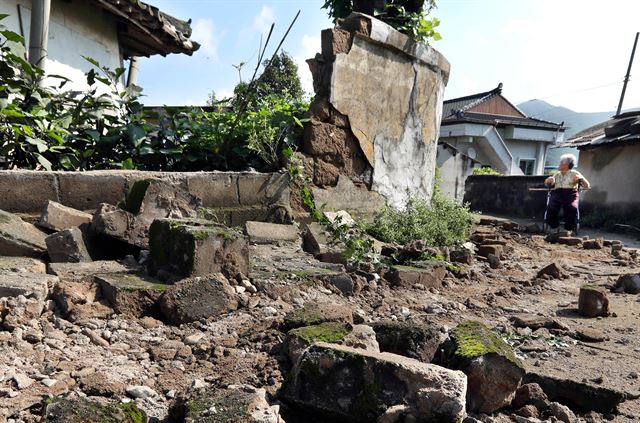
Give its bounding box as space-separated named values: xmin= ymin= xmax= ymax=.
xmin=256 ymin=51 xmax=303 ymax=101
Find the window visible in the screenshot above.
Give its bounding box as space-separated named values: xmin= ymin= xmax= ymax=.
xmin=519 ymin=159 xmax=536 ymax=175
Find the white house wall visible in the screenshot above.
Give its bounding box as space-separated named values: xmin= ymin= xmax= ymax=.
xmin=0 ymin=0 xmax=123 ymax=92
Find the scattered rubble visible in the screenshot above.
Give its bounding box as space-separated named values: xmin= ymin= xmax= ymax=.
xmin=0 ymin=185 xmax=638 ymax=422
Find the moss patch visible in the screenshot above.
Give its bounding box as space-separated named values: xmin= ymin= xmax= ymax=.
xmin=44 ymin=397 xmax=147 ymax=423
xmin=451 ymin=320 xmax=519 ymax=364
xmin=290 ymin=322 xmax=352 ymax=344
xmin=185 ymin=389 xmax=253 ymax=423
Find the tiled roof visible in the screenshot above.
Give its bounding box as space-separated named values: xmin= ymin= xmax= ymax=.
xmin=561 ymin=111 xmax=640 ymax=149
xmin=442 ymin=84 xmax=564 ymax=131
xmin=91 ymin=0 xmax=200 ymax=57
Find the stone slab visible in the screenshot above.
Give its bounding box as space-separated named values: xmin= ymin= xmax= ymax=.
xmin=0 ymin=210 xmax=48 ymax=258
xmin=47 ymin=261 xmax=139 ymax=283
xmin=0 ymin=256 xmax=46 ymax=274
xmin=95 ymin=273 xmax=168 ymax=318
xmin=245 ymin=221 xmax=299 ymax=244
xmin=38 ymin=201 xmax=92 ymax=231
xmin=0 ymin=271 xmax=57 ymax=300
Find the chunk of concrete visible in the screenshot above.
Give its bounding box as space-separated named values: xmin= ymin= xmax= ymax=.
xmin=283 ymin=342 xmax=467 ymax=423
xmin=91 ymin=203 xmax=147 ymax=248
xmin=578 ymin=286 xmax=609 ymax=317
xmin=38 ymin=201 xmax=92 ymax=232
xmin=122 ymin=179 xmax=200 ymax=225
xmin=387 ymin=263 xmax=446 ymax=288
xmin=149 ymin=218 xmax=249 ymax=278
xmin=0 ymin=271 xmax=57 ymax=300
xmin=0 ymin=209 xmax=48 ymax=258
xmin=160 ymin=273 xmax=237 ymax=324
xmin=523 ymin=371 xmax=626 ymax=413
xmin=312 ymin=176 xmax=386 ymax=217
xmin=438 ymin=320 xmax=524 ymax=414
xmin=45 ymin=227 xmax=93 ymax=263
xmin=283 ymin=301 xmax=353 ymax=330
xmin=48 ymin=260 xmax=139 ymax=283
xmin=178 ymin=385 xmax=284 ymax=423
xmin=244 ymin=221 xmax=299 ymax=244
xmin=371 ymin=320 xmax=442 ymax=363
xmin=95 ymin=274 xmax=168 ymax=318
xmin=0 ymin=256 xmax=46 ymax=274
xmin=614 ymin=273 xmax=640 ymax=294
xmin=44 ymin=397 xmax=147 ymax=423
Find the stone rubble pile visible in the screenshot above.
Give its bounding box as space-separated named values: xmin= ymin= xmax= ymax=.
xmin=0 ymin=184 xmax=638 ymax=422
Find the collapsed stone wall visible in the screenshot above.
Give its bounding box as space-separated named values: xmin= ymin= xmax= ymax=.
xmin=0 ymin=170 xmax=289 ymax=226
xmin=304 ymin=13 xmax=450 ymax=209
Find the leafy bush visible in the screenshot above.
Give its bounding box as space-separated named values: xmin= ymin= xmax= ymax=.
xmin=322 ymin=0 xmax=441 ymax=44
xmin=472 ymin=167 xmax=502 ymax=176
xmin=0 ymin=15 xmax=308 ymax=172
xmin=365 ymin=190 xmax=473 ymax=247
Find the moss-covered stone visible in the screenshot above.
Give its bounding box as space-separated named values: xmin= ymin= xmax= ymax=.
xmin=449 ymin=320 xmax=519 ymax=364
xmin=283 ymin=301 xmax=353 ymax=330
xmin=149 ymin=218 xmax=247 ymax=277
xmin=178 ymin=386 xmax=278 ymax=423
xmin=95 ymin=273 xmax=168 ymax=318
xmin=44 ymin=397 xmax=147 ymax=423
xmin=290 ymin=322 xmax=352 ymax=344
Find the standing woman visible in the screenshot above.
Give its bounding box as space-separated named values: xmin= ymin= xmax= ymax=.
xmin=544 ymin=154 xmax=591 ymax=233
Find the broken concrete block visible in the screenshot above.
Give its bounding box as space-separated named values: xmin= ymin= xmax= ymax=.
xmin=0 ymin=209 xmax=47 ymax=258
xmin=0 ymin=256 xmax=46 ymax=274
xmin=536 ymin=262 xmax=564 ymax=279
xmin=476 ymin=244 xmax=504 ymax=259
xmin=38 ymin=201 xmax=92 ymax=232
xmin=387 ymin=263 xmax=446 ymax=288
xmin=91 ymin=203 xmax=147 ymax=248
xmin=326 ymin=273 xmax=355 ymax=295
xmin=450 ymin=249 xmax=473 ymax=265
xmin=0 ymin=295 xmax=46 ymax=331
xmin=283 ymin=301 xmax=353 ymax=330
xmin=302 ymin=222 xmax=346 ymax=262
xmin=0 ymin=271 xmax=57 ymax=300
xmin=149 ymin=218 xmax=249 ymax=278
xmin=578 ymin=285 xmax=609 ymax=317
xmin=45 ymin=227 xmax=93 ymax=263
xmin=160 ymin=273 xmax=238 ymax=324
xmin=123 ymin=179 xmax=200 ymax=225
xmin=324 ymin=210 xmax=356 ymax=226
xmin=44 ymin=397 xmax=147 ymax=423
xmin=558 ymin=237 xmax=582 ymax=246
xmin=177 ymin=385 xmax=283 ymax=423
xmin=438 ymin=320 xmax=525 ymax=413
xmin=583 ymin=239 xmax=604 ymax=250
xmin=51 ymin=280 xmax=112 ymax=322
xmin=614 ymin=273 xmax=640 ymax=294
xmin=523 ymin=371 xmax=626 ymax=413
xmin=95 ymin=274 xmax=168 ymax=318
xmin=371 ymin=320 xmax=442 ymax=363
xmin=286 ymin=322 xmax=354 ymax=363
xmin=511 ymin=383 xmax=550 ymax=411
xmin=48 ymin=260 xmax=139 ymax=283
xmin=283 ymin=342 xmax=467 ymax=423
xmin=244 ymin=221 xmax=299 ymax=244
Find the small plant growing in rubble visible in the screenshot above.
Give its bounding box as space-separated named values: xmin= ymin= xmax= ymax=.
xmin=364 ymin=178 xmax=473 ymax=247
xmin=322 ymin=0 xmax=441 ymax=44
xmin=472 ymin=167 xmax=502 ymax=176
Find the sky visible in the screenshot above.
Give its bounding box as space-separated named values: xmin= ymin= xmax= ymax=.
xmin=138 ymin=0 xmax=640 ymax=114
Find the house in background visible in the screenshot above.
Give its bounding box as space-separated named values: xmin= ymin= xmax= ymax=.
xmin=0 ymin=0 xmax=198 ymax=89
xmin=560 ymin=110 xmax=640 ymax=222
xmin=437 ymin=84 xmax=565 ymax=199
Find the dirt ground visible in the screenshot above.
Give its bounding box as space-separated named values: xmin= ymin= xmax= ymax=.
xmin=1 ymin=215 xmax=639 ymax=422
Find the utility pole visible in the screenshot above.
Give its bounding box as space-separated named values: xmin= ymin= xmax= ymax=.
xmin=28 ymin=0 xmax=51 ymax=69
xmin=616 ymin=32 xmax=639 ymax=116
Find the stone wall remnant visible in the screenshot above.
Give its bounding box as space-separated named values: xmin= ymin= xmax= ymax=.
xmin=305 ymin=13 xmax=450 ymax=208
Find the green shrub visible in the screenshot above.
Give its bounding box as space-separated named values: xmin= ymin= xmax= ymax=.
xmin=472 ymin=167 xmax=502 ymax=176
xmin=0 ymin=14 xmax=308 ymax=172
xmin=365 ymin=190 xmax=473 ymax=247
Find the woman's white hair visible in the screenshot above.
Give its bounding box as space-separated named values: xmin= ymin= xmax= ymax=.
xmin=559 ymin=153 xmax=577 ymax=169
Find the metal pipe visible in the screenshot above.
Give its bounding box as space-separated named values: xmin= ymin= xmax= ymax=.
xmin=127 ymin=57 xmax=141 ymax=87
xmin=616 ymin=32 xmax=639 ymax=116
xmin=28 ymin=0 xmax=51 ymax=68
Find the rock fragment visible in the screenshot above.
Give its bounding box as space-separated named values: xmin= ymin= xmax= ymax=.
xmin=614 ymin=273 xmax=640 ymax=294
xmin=245 ymin=221 xmax=299 ymax=244
xmin=39 ymin=200 xmax=92 ymax=231
xmin=371 ymin=320 xmax=442 ymax=363
xmin=0 ymin=209 xmax=47 ymax=257
xmin=95 ymin=273 xmax=168 ymax=318
xmin=578 ymin=286 xmax=609 ymax=317
xmin=45 ymin=227 xmax=93 ymax=263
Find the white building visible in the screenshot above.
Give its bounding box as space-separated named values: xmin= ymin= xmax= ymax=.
xmin=437 ymin=84 xmax=565 ymax=200
xmin=0 ymin=0 xmax=198 ymax=88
